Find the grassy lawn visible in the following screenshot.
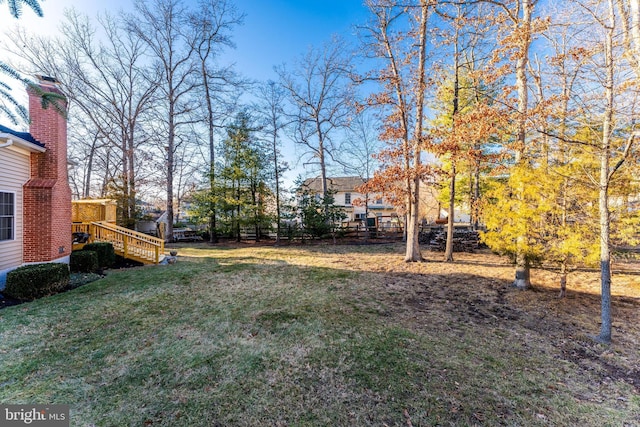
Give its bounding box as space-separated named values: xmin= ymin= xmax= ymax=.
xmin=1 ymin=242 xmax=639 ymax=426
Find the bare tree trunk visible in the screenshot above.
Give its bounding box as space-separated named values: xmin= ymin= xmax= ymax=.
xmin=191 ymin=1 xmax=244 ymax=244
xmin=126 ymin=129 xmax=137 ymax=229
xmin=597 ymin=0 xmax=615 ymax=343
xmin=445 ymin=20 xmax=460 ymax=263
xmin=559 ymin=177 xmax=569 ymax=298
xmin=556 ymin=29 xmax=576 ymax=297
xmin=120 ymin=143 xmax=132 ymax=226
xmin=559 ymin=261 xmax=568 ymax=298
xmin=277 ymin=40 xmax=350 ymax=217
xmin=252 ymin=183 xmax=260 ymax=242
xmin=100 ymin=149 xmax=114 ymax=198
xmin=405 ymin=0 xmax=429 ymax=262
xmin=83 ymin=135 xmax=99 ymax=199
xmin=128 ymin=0 xmax=203 ymax=243
xmin=236 ymin=181 xmax=241 ymax=242
xmin=257 ymin=81 xmax=286 ymax=245
xmin=405 ymin=179 xmax=422 ymax=261
xmin=203 ymin=64 xmax=218 ymax=244
xmin=444 ymin=162 xmax=456 ymax=262
xmin=318 ymin=129 xmax=328 ymax=206
xmin=364 ymin=191 xmax=370 ymax=242
xmin=513 ymin=0 xmax=533 ymax=289
xmin=273 ymin=133 xmax=281 ymax=245
xmin=473 ymin=161 xmax=480 ymax=230
xmin=599 ymin=164 xmax=612 ymax=343
xmin=166 ymin=97 xmax=176 ymax=240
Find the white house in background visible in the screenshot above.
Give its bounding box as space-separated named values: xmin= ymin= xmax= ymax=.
xmin=300 ymin=176 xmax=404 ymax=229
xmin=300 ymin=176 xmax=467 ymax=228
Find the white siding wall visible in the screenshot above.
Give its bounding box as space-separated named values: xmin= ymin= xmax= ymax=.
xmin=0 ymin=146 xmax=30 ymax=289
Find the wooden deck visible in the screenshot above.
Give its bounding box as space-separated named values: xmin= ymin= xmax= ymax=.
xmin=73 ymin=221 xmax=165 ymax=264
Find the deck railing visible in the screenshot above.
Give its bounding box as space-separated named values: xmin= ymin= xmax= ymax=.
xmin=72 ymin=221 xmax=165 ymax=264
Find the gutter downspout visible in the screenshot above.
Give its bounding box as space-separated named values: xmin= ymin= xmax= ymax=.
xmin=0 ymin=139 xmax=13 ymax=148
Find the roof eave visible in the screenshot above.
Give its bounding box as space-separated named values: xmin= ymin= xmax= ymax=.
xmin=0 ymin=133 xmax=46 ymax=153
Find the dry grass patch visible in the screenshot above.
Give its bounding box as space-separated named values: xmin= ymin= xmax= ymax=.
xmin=0 ymin=241 xmax=638 ymax=426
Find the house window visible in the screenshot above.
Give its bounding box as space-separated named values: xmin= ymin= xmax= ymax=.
xmin=0 ymin=192 xmax=15 ymax=241
xmin=355 ymin=213 xmax=366 ymax=221
xmin=375 ymin=197 xmax=383 ymax=204
xmin=344 ymin=193 xmax=351 ymax=205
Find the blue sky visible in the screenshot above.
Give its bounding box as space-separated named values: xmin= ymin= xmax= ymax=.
xmin=2 ymin=0 xmax=371 ymax=186
xmin=2 ymin=0 xmax=370 ymax=82
xmin=227 ymin=0 xmax=369 ymax=81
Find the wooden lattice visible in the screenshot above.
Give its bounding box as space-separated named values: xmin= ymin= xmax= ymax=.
xmin=72 ymin=199 xmax=117 ymax=223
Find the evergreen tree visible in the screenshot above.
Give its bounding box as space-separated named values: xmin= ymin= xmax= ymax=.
xmin=216 ymin=111 xmax=273 ymax=241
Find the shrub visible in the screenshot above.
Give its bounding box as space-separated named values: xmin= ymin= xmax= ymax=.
xmin=83 ymin=242 xmax=115 ymax=269
xmin=70 ymin=250 xmax=99 ymax=273
xmin=5 ymin=263 xmax=70 ymax=301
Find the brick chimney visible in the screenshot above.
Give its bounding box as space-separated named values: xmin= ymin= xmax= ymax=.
xmin=22 ymin=76 xmax=72 ymax=263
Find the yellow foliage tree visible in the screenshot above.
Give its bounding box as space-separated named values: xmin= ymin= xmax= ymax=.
xmin=481 ymin=164 xmax=551 ymax=272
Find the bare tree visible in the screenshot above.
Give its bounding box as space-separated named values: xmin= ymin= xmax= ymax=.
xmin=7 ymin=9 xmax=159 ymax=227
xmin=430 ymin=2 xmax=496 ymax=262
xmin=590 ymin=0 xmax=639 ymax=343
xmin=127 ymin=0 xmax=202 ymax=240
xmin=190 ymin=0 xmax=245 ymax=242
xmin=338 ymin=110 xmax=382 ymax=239
xmin=255 ymin=80 xmax=289 ymax=245
xmin=276 ymin=37 xmax=353 ymax=202
xmin=67 ymin=119 xmax=109 ymax=199
xmin=359 ymin=0 xmax=432 ymax=262
xmin=173 ymin=134 xmax=200 ymax=224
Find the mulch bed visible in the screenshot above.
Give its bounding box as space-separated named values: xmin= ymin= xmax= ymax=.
xmin=0 ymin=256 xmax=142 ymax=310
xmin=0 ymin=293 xmax=22 ymax=310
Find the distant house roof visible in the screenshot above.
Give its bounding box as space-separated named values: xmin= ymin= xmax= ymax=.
xmin=302 ymin=176 xmax=367 ymax=193
xmin=0 ymin=124 xmax=46 ymax=152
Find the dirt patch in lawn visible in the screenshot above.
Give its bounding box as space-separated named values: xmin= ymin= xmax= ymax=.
xmin=366 ymin=248 xmax=640 ymax=394
xmin=262 ymin=243 xmax=640 ymax=398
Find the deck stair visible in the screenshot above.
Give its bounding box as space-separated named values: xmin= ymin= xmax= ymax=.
xmin=72 ymin=221 xmax=165 ymax=264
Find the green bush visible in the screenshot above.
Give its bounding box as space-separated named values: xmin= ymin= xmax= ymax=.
xmin=83 ymin=242 xmax=115 ymax=269
xmin=70 ymin=250 xmax=99 ymax=273
xmin=5 ymin=263 xmax=70 ymax=301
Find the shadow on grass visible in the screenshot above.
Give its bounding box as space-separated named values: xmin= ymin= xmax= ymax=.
xmin=2 ymin=252 xmax=639 ymax=426
xmin=167 ymin=239 xmax=403 ymax=254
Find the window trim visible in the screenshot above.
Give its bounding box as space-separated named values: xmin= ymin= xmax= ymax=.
xmin=0 ymin=190 xmax=16 ymax=242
